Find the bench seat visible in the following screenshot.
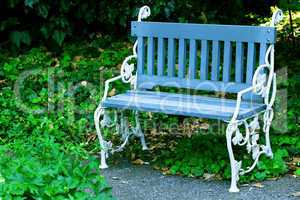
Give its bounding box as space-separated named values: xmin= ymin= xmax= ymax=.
xmin=102 ymin=90 xmax=266 ymax=121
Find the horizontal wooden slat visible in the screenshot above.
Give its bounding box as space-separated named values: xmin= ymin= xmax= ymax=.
xmin=132 ymin=21 xmax=276 ymax=43
xmin=102 ymin=90 xmax=266 ymax=121
xmin=137 ymin=75 xmax=251 ymax=93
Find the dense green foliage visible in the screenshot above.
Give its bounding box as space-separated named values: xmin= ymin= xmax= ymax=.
xmin=0 ymin=41 xmax=125 ymax=198
xmin=0 ymin=0 xmax=278 ymax=49
xmin=0 ymin=140 xmax=112 ymax=199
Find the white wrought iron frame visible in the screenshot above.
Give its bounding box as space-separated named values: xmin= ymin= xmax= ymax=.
xmin=94 ymin=6 xmax=283 ymax=192
xmin=226 ymin=9 xmax=283 ymax=192
xmin=94 ymin=6 xmax=151 ymax=169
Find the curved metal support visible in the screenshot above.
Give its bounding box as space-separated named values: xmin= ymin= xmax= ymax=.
xmin=226 ymin=122 xmax=241 ymax=193
xmin=121 ymin=5 xmax=151 ymax=86
xmin=94 ymin=6 xmax=151 ymax=169
xmin=227 ymin=10 xmax=281 ymax=191
xmin=271 ymin=9 xmax=284 ymax=26
xmin=226 ymin=111 xmax=275 ymax=192
xmin=134 ymin=111 xmax=148 ymax=150
xmin=94 ymin=105 xmax=110 ymax=169
xmin=94 ymin=108 xmax=149 ymax=168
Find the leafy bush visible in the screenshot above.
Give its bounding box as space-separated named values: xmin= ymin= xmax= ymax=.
xmin=0 ymin=0 xmax=275 ymax=49
xmin=149 ymin=134 xmax=292 ymax=182
xmin=0 ymin=138 xmax=113 ymax=199
xmin=0 ymin=39 xmax=130 ymax=199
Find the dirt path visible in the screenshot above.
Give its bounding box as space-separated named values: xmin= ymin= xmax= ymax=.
xmin=102 ymin=160 xmax=300 ymax=200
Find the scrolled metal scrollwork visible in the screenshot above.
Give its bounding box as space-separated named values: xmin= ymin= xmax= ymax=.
xmin=94 ymin=6 xmax=151 ymax=168
xmin=228 ymin=114 xmax=271 ymax=176
xmin=271 ymin=9 xmax=284 ymax=26
xmin=120 ymin=6 xmax=151 ymax=86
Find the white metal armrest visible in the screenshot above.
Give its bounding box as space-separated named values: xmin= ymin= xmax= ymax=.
xmin=101 ymin=6 xmax=151 ymax=103
xmin=231 ymin=86 xmax=255 ymax=123
xmin=231 ymin=43 xmax=277 ymax=123
xmin=102 ymin=75 xmax=123 ymax=101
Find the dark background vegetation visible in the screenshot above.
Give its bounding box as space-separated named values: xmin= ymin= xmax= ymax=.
xmin=0 ymin=0 xmax=299 ymax=199
xmin=0 ymin=0 xmax=278 ymax=49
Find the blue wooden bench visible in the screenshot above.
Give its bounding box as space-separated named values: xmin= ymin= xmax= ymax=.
xmin=94 ymin=6 xmax=283 ymax=192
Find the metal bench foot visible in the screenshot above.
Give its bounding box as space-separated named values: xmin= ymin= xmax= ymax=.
xmin=100 ymin=150 xmax=109 ymax=169
xmin=226 ymin=122 xmax=241 ymax=193
xmin=226 ymin=108 xmax=275 ymax=192
xmin=134 ymin=111 xmax=148 ymax=150
xmin=94 ymin=105 xmax=111 ymax=169
xmin=263 ymin=108 xmax=274 ymax=158
xmin=94 ymin=105 xmax=149 ymax=167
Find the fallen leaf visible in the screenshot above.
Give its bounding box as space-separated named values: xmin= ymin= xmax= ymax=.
xmin=199 ymin=122 xmax=210 ymax=130
xmin=73 ymin=55 xmax=82 ymax=62
xmin=203 ymin=173 xmax=215 ymax=180
xmin=81 ymin=81 xmax=88 ymax=86
xmin=240 ymin=183 xmax=250 ymax=187
xmin=253 ymin=182 xmax=264 ymax=188
xmin=121 ymin=180 xmax=129 ymax=184
xmin=267 ymin=177 xmax=278 ymax=181
xmin=291 ymin=192 xmax=300 ymax=197
xmin=52 ymin=58 xmax=60 ymax=67
xmin=153 ymin=165 xmax=160 ymax=170
xmin=287 ymin=156 xmax=300 ymax=171
xmin=108 ymin=88 xmax=116 ymax=97
xmin=132 ymin=159 xmax=145 ymax=165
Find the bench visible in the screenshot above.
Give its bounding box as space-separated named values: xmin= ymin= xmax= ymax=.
xmin=94 ymin=6 xmax=283 ymax=192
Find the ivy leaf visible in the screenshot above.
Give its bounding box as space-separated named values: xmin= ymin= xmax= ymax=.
xmin=295 ymin=169 xmax=300 ymax=176
xmin=9 ymin=31 xmax=31 ymax=47
xmin=254 ymin=172 xmax=267 ymax=181
xmin=24 ymin=0 xmax=40 ymax=8
xmin=40 ymin=26 xmax=49 ymax=39
xmin=52 ymin=30 xmax=66 ymax=46
xmin=37 ymin=4 xmax=49 ymax=18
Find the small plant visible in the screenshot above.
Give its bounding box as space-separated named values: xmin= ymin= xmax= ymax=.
xmin=0 ymin=137 xmax=114 ymax=199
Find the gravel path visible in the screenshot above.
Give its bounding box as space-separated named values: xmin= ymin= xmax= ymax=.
xmin=102 ymin=160 xmax=300 ymax=200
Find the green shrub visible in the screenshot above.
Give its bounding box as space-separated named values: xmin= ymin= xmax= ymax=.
xmin=0 ymin=39 xmax=130 ymax=199
xmin=0 ymin=138 xmax=114 ymax=199
xmin=0 ymin=0 xmax=273 ymax=49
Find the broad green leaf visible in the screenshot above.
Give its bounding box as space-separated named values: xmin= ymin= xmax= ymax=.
xmin=52 ymin=30 xmax=66 ymax=46
xmin=24 ymin=0 xmax=39 ymax=8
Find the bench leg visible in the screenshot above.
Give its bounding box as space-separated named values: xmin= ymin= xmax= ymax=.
xmin=226 ymin=123 xmax=240 ymax=193
xmin=135 ymin=111 xmax=148 ymax=150
xmin=94 ymin=105 xmax=109 ymax=169
xmin=263 ymin=108 xmax=274 ymax=158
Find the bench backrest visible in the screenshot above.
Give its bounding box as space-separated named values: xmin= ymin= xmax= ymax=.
xmin=131 ymin=21 xmax=276 ymax=97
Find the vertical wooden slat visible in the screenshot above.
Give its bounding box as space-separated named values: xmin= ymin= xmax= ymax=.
xmin=167 ymin=38 xmax=175 ymax=77
xmin=235 ymin=42 xmax=244 ymax=82
xmin=137 ymin=37 xmax=145 ymax=75
xmin=147 ymin=37 xmax=155 ymax=75
xmin=211 ymin=40 xmax=220 ymax=81
xmin=200 ymin=40 xmax=209 ymax=80
xmin=259 ymin=43 xmax=267 ymax=65
xmin=178 ymin=38 xmax=186 ymax=78
xmin=246 ymin=42 xmax=256 ymax=83
xmin=188 ymin=39 xmax=197 ymax=79
xmin=157 ymin=38 xmax=165 ymax=76
xmin=223 ymin=41 xmax=232 ymax=82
